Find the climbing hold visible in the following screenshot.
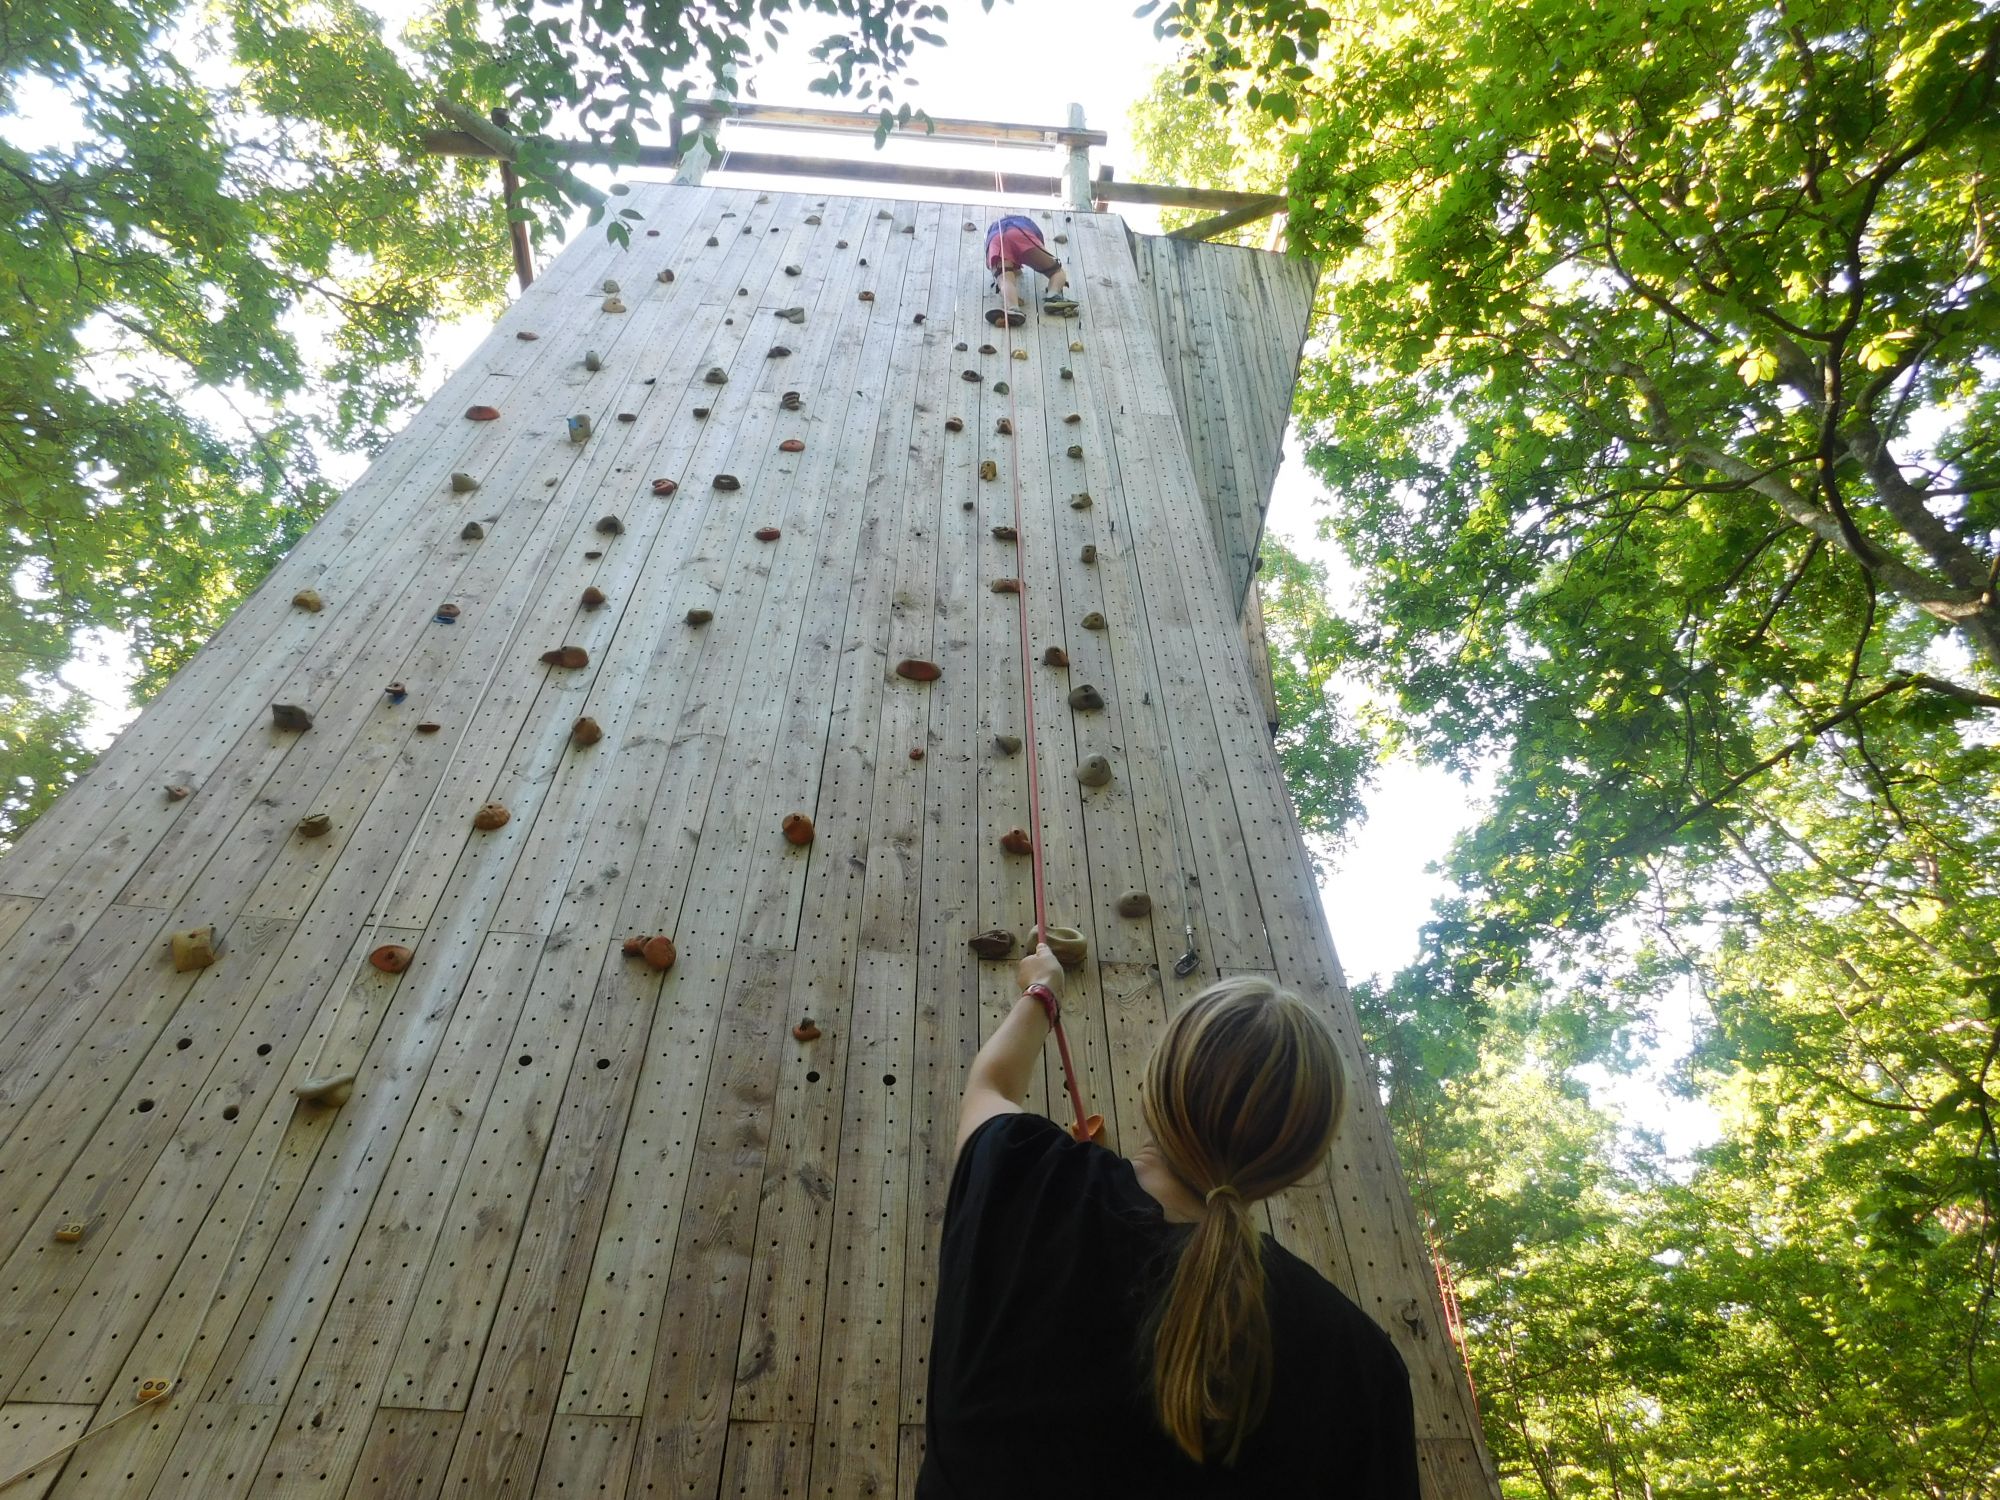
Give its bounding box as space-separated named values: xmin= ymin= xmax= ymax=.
xmin=962 ymin=501 xmax=975 ymax=511
xmin=994 ymin=734 xmax=1022 ymax=755
xmin=386 ymin=682 xmax=407 ymax=703
xmin=658 ymin=268 xmax=675 ymax=282
xmin=707 ymin=236 xmax=720 ymax=246
xmin=1054 ymin=233 xmax=1069 ymax=244
xmin=1012 ymin=348 xmax=1028 ymax=361
xmin=776 ymin=306 xmax=805 ymax=323
xmin=617 ymin=412 xmax=637 ymax=424
xmin=602 ymin=278 xmax=620 ymax=294
xmin=297 ymin=813 xmax=332 ymax=839
xmin=572 ymin=716 xmax=603 ymax=747
xmin=1066 ymin=444 xmax=1084 ymax=460
xmin=602 ymin=297 xmax=626 ymax=313
xmin=859 ymin=290 xmax=875 ymax=302
xmin=783 ymin=812 xmax=815 ymax=846
xmin=621 ymin=935 xmax=646 ymax=956
xmin=166 ymin=784 xmax=193 ymax=802
xmin=1070 ymin=1114 xmax=1107 ymax=1145
xmin=784 ymin=264 xmax=802 ymax=276
xmin=970 ymin=929 xmax=1015 ymax=960
xmin=568 ymin=414 xmax=593 ymax=442
xmin=595 ymin=514 xmax=624 ymax=535
xmin=1000 ymin=828 xmax=1033 ymax=856
xmin=704 ymin=367 xmax=729 ymax=385
xmin=995 ymin=418 xmax=1013 ymax=436
xmin=980 ymin=343 xmax=997 ymax=356
xmin=450 ymin=471 xmax=480 ymax=493
xmin=755 ymin=526 xmax=781 ymax=542
xmin=980 ymin=460 xmax=999 ymax=481
xmin=1074 ymin=754 xmax=1112 ymax=787
xmin=465 ymin=405 xmax=500 ymax=421
xmin=461 ymin=521 xmax=484 ymax=540
xmin=779 ymin=391 xmax=803 ymax=410
xmin=1069 ymin=684 xmax=1105 ymax=711
xmin=1042 ymin=646 xmax=1069 ymax=668
xmin=294 ymin=1073 xmax=356 ymax=1107
xmin=1058 ymin=366 xmax=1075 ymax=382
xmin=692 ymin=406 xmax=711 ymax=419
xmin=913 ymin=313 xmax=927 ymax=325
xmin=136 ymin=1379 xmax=173 ymax=1404
xmin=417 ymin=722 xmax=441 ymax=734
xmin=895 ymin=658 xmax=941 ymax=682
xmin=1070 ymin=340 xmax=1085 ymax=353
xmin=955 ymin=341 xmax=969 ymax=352
xmin=540 ymin=646 xmax=589 ymax=668
xmin=584 ymin=550 xmax=602 ymax=560
xmin=944 ymin=417 xmax=964 ymax=433
xmin=581 ymin=586 xmax=607 ymax=610
xmin=652 ymin=478 xmax=678 ymax=496
xmin=1046 ymin=926 xmax=1089 ymax=970
xmin=768 ymin=345 xmax=792 ymax=358
xmin=169 ymin=926 xmax=217 ymax=972
xmin=1064 ymin=412 xmax=1081 ymax=425
xmin=991 ymin=578 xmax=1020 ymax=594
xmin=369 ymin=943 xmax=413 ymax=973
xmin=991 ymin=524 xmax=1017 ymax=541
xmin=686 ymin=608 xmax=713 ymax=626
xmin=516 ymin=331 xmax=539 ymax=341
xmin=792 ymin=1019 xmax=822 ymax=1042
xmin=642 ymin=935 xmax=677 ymax=970
xmin=1081 ymin=611 xmax=1106 ymax=630
xmin=1117 ymin=890 xmax=1153 ymax=919
xmin=271 ymin=703 xmax=313 ymax=732
xmin=434 ymin=607 xmax=458 ymax=624
xmin=473 ymin=803 xmax=510 ymax=831
xmin=1070 ymin=492 xmax=1093 ymax=509
xmin=909 ymin=747 xmax=925 ymax=761
xmin=877 ymin=208 xmax=893 ymax=220
xmin=962 ymin=370 xmax=982 ymax=383
xmin=1080 ymin=544 xmax=1097 ymax=564
xmin=836 ymin=239 xmax=849 ymax=248
xmin=584 ymin=349 xmax=603 ymax=371
xmin=292 ymin=589 xmax=323 ymax=613
xmin=992 ymin=381 xmax=1010 ymax=395
xmin=53 ymin=1222 xmax=86 ymax=1244
xmin=902 ymin=224 xmax=915 ymax=235
xmin=964 ymin=220 xmax=978 ymax=231
xmin=779 ymin=438 xmax=805 ymax=452
xmin=805 ymin=214 xmax=822 ymax=225
xmin=713 ymin=474 xmax=740 ymax=491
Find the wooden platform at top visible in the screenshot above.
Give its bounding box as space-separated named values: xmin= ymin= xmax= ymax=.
xmin=0 ymin=184 xmax=1495 ymax=1499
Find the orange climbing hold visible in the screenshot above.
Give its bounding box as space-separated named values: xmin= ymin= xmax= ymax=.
xmin=1070 ymin=1113 xmax=1107 ymax=1145
xmin=464 ymin=405 xmax=500 ymax=421
xmin=792 ymin=1019 xmax=822 ymax=1042
xmin=779 ymin=438 xmax=805 ymax=452
xmin=783 ymin=813 xmax=815 ymax=846
xmin=540 ymin=646 xmax=589 ymax=668
xmin=652 ymin=478 xmax=679 ymax=495
xmin=472 ymin=803 xmax=510 ymax=831
xmin=572 ymin=716 xmax=603 ymax=747
xmin=1000 ymin=828 xmax=1033 ymax=856
xmin=369 ymin=943 xmax=413 ymax=973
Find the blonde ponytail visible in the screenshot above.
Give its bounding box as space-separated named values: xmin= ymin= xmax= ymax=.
xmin=1142 ymin=977 xmax=1346 ymax=1464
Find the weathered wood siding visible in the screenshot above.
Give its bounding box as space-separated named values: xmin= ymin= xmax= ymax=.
xmin=0 ymin=184 xmax=1494 ymax=1499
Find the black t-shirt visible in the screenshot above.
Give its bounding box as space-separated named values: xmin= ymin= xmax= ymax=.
xmin=919 ymin=1113 xmax=1421 ymax=1499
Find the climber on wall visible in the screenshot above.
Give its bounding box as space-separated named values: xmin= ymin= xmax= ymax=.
xmin=917 ymin=946 xmax=1421 ymax=1497
xmin=985 ymin=214 xmax=1077 ymax=326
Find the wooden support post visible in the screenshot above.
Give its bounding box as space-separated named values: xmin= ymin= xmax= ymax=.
xmin=674 ymin=68 xmax=734 ymax=185
xmin=435 ymin=100 xmax=606 ymax=210
xmin=492 ymin=109 xmax=536 ymax=292
xmin=1064 ymin=104 xmax=1094 ymax=212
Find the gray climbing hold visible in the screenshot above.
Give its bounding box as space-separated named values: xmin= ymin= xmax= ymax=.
xmin=992 ymin=381 xmax=1010 ymax=395
xmin=1074 ymin=755 xmax=1112 ymax=787
xmin=272 ymin=703 xmax=313 ymax=732
xmin=1067 ymin=444 xmax=1084 ymax=459
xmin=768 ymin=345 xmax=791 ymax=358
xmin=686 ymin=608 xmax=713 ymax=626
xmin=1060 ymin=367 xmax=1074 ymax=380
xmin=704 ymin=367 xmax=729 ymax=385
xmin=776 ymin=307 xmax=806 ymax=323
xmin=584 ymin=350 xmax=603 ymax=371
xmin=1080 ymin=545 xmax=1097 ymax=565
xmin=994 ymin=734 xmax=1022 ymax=755
xmin=713 ymin=474 xmax=740 ymax=491
xmin=297 ymin=813 xmax=332 ymax=839
xmin=450 ymin=472 xmax=479 ymax=493
xmin=596 ymin=515 xmax=624 ymax=535
xmin=706 ymin=236 xmax=720 ymax=246
xmin=567 ymin=414 xmax=592 ymax=443
xmin=1068 ymin=684 xmax=1105 ymax=711
xmin=461 ymin=521 xmax=485 ymax=541
xmin=1070 ymin=493 xmax=1092 ymax=510
xmin=1117 ymin=890 xmax=1152 ymax=919
xmin=784 ymin=264 xmax=802 ymax=276
xmin=1080 ymin=611 xmax=1106 ymax=630
xmin=602 ymin=278 xmax=620 ymax=294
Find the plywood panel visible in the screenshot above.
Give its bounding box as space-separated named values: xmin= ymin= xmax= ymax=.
xmin=0 ymin=183 xmax=1491 ymax=1499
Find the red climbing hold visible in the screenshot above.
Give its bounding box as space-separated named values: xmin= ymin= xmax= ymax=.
xmin=783 ymin=813 xmax=816 ymax=846
xmin=641 ymin=935 xmax=677 ymax=971
xmin=895 ymin=659 xmax=941 ymax=682
xmin=755 ymin=526 xmax=781 ymax=542
xmin=1000 ymin=828 xmax=1033 ymax=856
xmin=652 ymin=478 xmax=678 ymax=496
xmin=540 ymin=646 xmax=589 ymax=668
xmin=465 ymin=405 xmax=500 ymax=421
xmin=369 ymin=943 xmax=414 ymax=973
xmin=779 ymin=438 xmax=805 ymax=453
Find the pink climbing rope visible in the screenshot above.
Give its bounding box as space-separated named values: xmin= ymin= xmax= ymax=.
xmin=995 ymin=247 xmax=1094 ymax=1144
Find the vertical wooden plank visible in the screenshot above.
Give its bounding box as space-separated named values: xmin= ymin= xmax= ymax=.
xmin=339 ymin=1409 xmax=461 ymax=1500
xmin=530 ymin=1415 xmax=636 ymax=1499
xmin=0 ymin=1403 xmax=96 ymax=1499
xmin=719 ymin=1419 xmax=811 ymax=1499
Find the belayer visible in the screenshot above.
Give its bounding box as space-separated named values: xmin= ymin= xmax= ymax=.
xmin=918 ymin=944 xmax=1421 ymax=1496
xmin=985 ymin=214 xmax=1078 ymax=326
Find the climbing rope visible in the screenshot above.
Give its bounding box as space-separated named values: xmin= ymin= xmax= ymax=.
xmin=994 ymin=238 xmax=1095 ymax=1144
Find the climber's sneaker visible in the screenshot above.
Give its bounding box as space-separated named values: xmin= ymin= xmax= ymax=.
xmin=1043 ymin=292 xmax=1079 ymax=315
xmin=985 ymin=305 xmax=1026 ymax=327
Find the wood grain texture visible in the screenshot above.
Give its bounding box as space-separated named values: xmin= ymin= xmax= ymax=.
xmin=0 ymin=184 xmax=1493 ymax=1498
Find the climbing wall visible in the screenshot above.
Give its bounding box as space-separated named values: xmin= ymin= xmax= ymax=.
xmin=0 ymin=183 xmax=1496 ymax=1499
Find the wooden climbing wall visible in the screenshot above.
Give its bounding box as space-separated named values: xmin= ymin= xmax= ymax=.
xmin=0 ymin=183 xmax=1497 ymax=1500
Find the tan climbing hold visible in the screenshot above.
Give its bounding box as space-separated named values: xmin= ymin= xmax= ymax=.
xmin=1012 ymin=348 xmax=1028 ymax=361
xmin=581 ymin=587 xmax=607 ymax=611
xmin=895 ymin=658 xmax=941 ymax=682
xmin=945 ymin=417 xmax=964 ymax=433
xmin=779 ymin=438 xmax=805 ymax=452
xmin=370 ymin=942 xmax=413 ymax=973
xmin=473 ymin=803 xmax=510 ymax=831
xmin=995 ymin=417 xmax=1013 ymax=436
xmin=1064 ymin=412 xmax=1082 ymax=425
xmin=1080 ymin=544 xmax=1097 ymax=564
xmin=595 ymin=514 xmax=624 ymax=535
xmin=713 ymin=474 xmax=740 ymax=491
xmin=992 ymin=524 xmax=1017 ymax=541
xmin=295 ymin=1073 xmax=356 ymax=1107
xmin=652 ymin=478 xmax=678 ymax=495
xmin=642 ymin=935 xmax=677 ymax=971
xmin=461 ymin=521 xmax=485 ymax=540
xmin=1081 ymin=612 xmax=1106 ymax=630
xmin=1074 ymin=755 xmax=1112 ymax=787
xmin=1069 ymin=684 xmax=1105 ymax=711
xmin=386 ymin=682 xmax=406 ymax=701
xmin=859 ymin=290 xmax=875 ymax=302
xmin=170 ymin=926 xmax=217 ymax=972
xmin=1000 ymin=828 xmax=1033 ymax=856
xmin=540 ymin=646 xmax=589 ymax=668
xmin=980 ymin=460 xmax=998 ymax=481
xmin=572 ymin=716 xmax=603 ymax=747
xmin=166 ymin=784 xmax=193 ymax=802
xmin=1067 ymin=444 xmax=1084 ymax=459
xmin=686 ymin=608 xmax=713 ymax=626
xmin=136 ymin=1378 xmax=174 ymax=1403
xmin=1117 ymin=890 xmax=1153 ymax=919
xmin=297 ymin=813 xmax=332 ymax=839
xmin=783 ymin=812 xmax=815 ymax=846
xmin=450 ymin=471 xmax=480 ymax=492
xmin=53 ymin=1221 xmax=86 ymax=1244
xmin=1046 ymin=926 xmax=1088 ymax=970
xmin=994 ymin=734 xmax=1022 ymax=755
xmin=271 ymin=703 xmax=313 ymax=732
xmin=602 ymin=296 xmax=626 ymax=313
xmin=792 ymin=1019 xmax=822 ymax=1042
xmin=1070 ymin=493 xmax=1093 ymax=510
xmin=292 ymin=589 xmax=323 ymax=612
xmin=704 ymin=367 xmax=729 ymax=385
xmin=1042 ymin=646 xmax=1068 ymax=668
xmin=465 ymin=404 xmax=500 ymax=421
xmin=970 ymin=929 xmax=1015 ymax=959
xmin=991 ymin=578 xmax=1020 ymax=594
xmin=1070 ymin=340 xmax=1084 ymax=353
xmin=584 ymin=349 xmax=603 ymax=371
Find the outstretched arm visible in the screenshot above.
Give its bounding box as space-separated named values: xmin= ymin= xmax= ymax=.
xmin=954 ymin=944 xmax=1065 ymax=1158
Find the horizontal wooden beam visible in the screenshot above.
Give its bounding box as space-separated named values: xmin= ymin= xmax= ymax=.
xmin=687 ymin=99 xmax=1108 ymax=148
xmin=1166 ymin=195 xmax=1287 ymax=242
xmin=422 ymin=131 xmax=687 ymax=170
